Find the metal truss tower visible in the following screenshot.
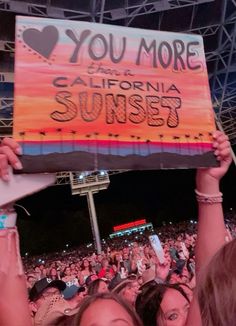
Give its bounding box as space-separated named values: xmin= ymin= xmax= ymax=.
xmin=69 ymin=171 xmax=110 ymax=253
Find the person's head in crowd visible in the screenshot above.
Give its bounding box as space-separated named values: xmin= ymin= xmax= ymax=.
xmin=113 ymin=252 xmax=122 ymax=265
xmin=62 ymin=266 xmax=71 ymax=277
xmin=180 ymin=267 xmax=190 ymax=284
xmin=168 ymin=239 xmax=175 ymax=247
xmin=104 ymin=270 xmax=114 ymax=281
xmin=74 ymin=292 xmax=143 ymax=326
xmin=164 ymin=252 xmax=172 ymax=263
xmin=136 ymin=281 xmax=190 ymax=326
xmin=122 ymin=246 xmax=130 ymax=255
xmin=29 ymin=277 xmax=66 ymax=314
xmin=39 ymin=263 xmax=45 ymax=271
xmin=144 ymin=245 xmax=150 ymax=256
xmin=137 ymin=275 xmax=144 ymax=286
xmin=76 ymin=261 xmax=81 ymax=271
xmin=87 ymin=278 xmax=109 ymax=295
xmin=26 ymin=273 xmax=37 ymax=289
xmin=123 ymin=252 xmax=130 ymax=261
xmin=85 ymin=273 xmax=98 ymax=287
xmin=63 ymin=285 xmax=87 ymax=307
xmin=81 ymin=258 xmax=93 ymax=272
xmin=70 ymin=262 xmax=76 ymax=270
xmin=101 ymin=258 xmax=109 ymax=269
xmin=163 ymin=243 xmax=170 ymax=252
xmin=33 ymin=291 xmax=79 ymax=326
xmin=106 ymin=247 xmax=111 ymax=256
xmin=34 ymin=266 xmax=41 ymax=274
xmin=112 ymin=279 xmax=140 ymax=306
xmin=96 ymin=254 xmax=103 ymax=263
xmin=167 ymin=271 xmax=182 ymax=285
xmin=70 ymin=263 xmax=78 ymax=276
xmin=131 ymin=242 xmax=139 ymax=255
xmin=197 ymin=238 xmax=236 ymax=326
xmin=89 ymin=256 xmax=96 ymax=267
xmin=48 ymin=267 xmax=58 ymax=280
xmin=184 ymin=238 xmax=192 ymax=249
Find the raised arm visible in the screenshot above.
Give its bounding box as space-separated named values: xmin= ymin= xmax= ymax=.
xmin=0 ymin=139 xmax=31 ymax=326
xmin=186 ymin=131 xmax=232 ymax=326
xmin=195 ymin=131 xmax=232 ymax=273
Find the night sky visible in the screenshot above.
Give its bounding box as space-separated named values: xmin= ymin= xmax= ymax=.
xmin=16 ymin=162 xmax=236 ymax=255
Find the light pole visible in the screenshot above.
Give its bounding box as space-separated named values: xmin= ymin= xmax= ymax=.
xmin=69 ymin=171 xmax=110 ymax=254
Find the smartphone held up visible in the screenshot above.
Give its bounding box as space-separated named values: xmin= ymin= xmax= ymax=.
xmin=149 ymin=234 xmax=165 ymax=264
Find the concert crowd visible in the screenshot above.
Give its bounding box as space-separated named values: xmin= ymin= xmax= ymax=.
xmin=0 ymin=131 xmax=235 ymax=326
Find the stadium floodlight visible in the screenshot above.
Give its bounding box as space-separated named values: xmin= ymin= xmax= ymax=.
xmin=70 ymin=171 xmax=110 ymax=254
xmin=78 ymin=174 xmax=84 ymax=180
xmin=70 ymin=172 xmax=110 ymax=196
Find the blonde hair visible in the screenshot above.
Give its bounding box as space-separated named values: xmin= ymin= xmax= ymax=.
xmin=197 ymin=239 xmax=236 ymax=326
xmin=74 ymin=292 xmax=143 ymax=326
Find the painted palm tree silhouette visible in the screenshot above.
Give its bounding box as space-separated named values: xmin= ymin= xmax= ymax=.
xmin=71 ymin=130 xmax=77 ymax=151
xmin=159 ymin=134 xmax=164 ymax=168
xmin=159 ymin=134 xmax=164 ymax=153
xmin=86 ymin=134 xmax=91 ymax=152
xmin=136 ymin=136 xmax=141 ymax=155
xmin=94 ymin=132 xmax=99 ymax=170
xmin=114 ymin=134 xmax=119 ymax=155
xmin=173 ymin=136 xmax=181 ymax=154
xmin=146 ymin=139 xmax=151 ymax=155
xmin=185 ymin=134 xmax=191 ymax=155
xmin=108 ymin=133 xmax=113 ymax=155
xmin=199 ymin=133 xmax=204 ymax=154
xmin=56 ymin=128 xmax=63 ymax=152
xmin=19 ymin=131 xmax=25 ymax=154
xmin=94 ymin=132 xmax=99 ymax=152
xmin=194 ymin=136 xmax=199 ymax=155
xmin=130 ymin=135 xmax=136 ymax=155
xmin=39 ymin=131 xmax=46 ymax=154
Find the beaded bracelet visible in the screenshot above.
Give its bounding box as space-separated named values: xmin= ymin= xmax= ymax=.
xmin=195 ymin=189 xmax=223 ymax=204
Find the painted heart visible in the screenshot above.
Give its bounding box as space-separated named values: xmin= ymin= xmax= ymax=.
xmin=22 ymin=25 xmax=59 ymax=59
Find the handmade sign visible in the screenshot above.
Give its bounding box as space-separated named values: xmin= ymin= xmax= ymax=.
xmin=14 ymin=16 xmax=217 ymax=173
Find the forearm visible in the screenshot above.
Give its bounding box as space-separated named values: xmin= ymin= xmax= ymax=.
xmin=186 ymin=294 xmax=202 ymax=326
xmin=0 ymin=228 xmax=31 ymax=326
xmin=188 ymin=131 xmax=231 ymax=325
xmin=0 ymin=137 xmax=31 ymax=325
xmin=195 ymin=176 xmax=226 ymax=274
